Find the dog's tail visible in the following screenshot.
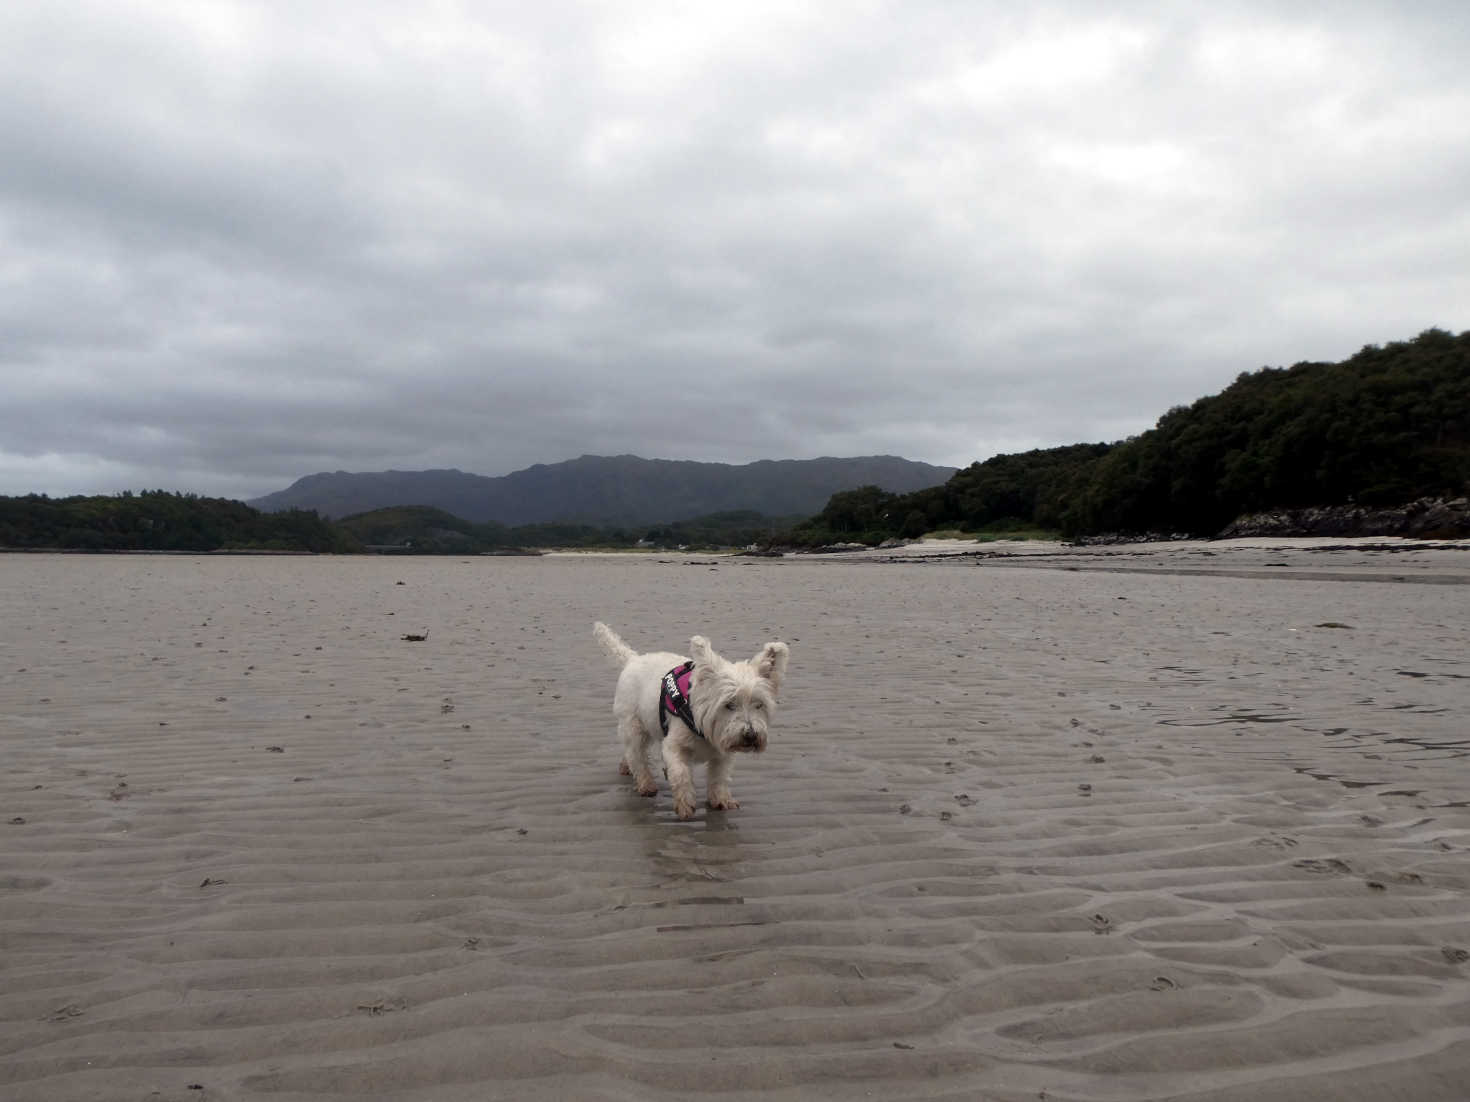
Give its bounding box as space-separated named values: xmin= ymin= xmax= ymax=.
xmin=593 ymin=621 xmax=636 ymax=666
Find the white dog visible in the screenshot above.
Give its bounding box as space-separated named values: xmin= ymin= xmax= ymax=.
xmin=593 ymin=622 xmax=790 ymax=820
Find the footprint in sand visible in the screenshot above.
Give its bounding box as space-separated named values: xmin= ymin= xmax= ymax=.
xmin=1292 ymin=857 xmax=1351 ymax=874
xmin=1253 ymin=834 xmax=1299 ymax=849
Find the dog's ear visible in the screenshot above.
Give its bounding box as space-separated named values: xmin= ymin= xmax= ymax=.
xmin=689 ymin=635 xmax=716 ymax=668
xmin=753 ymin=641 xmax=789 ymax=695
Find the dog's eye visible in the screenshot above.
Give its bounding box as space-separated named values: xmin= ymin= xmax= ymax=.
xmin=726 ymin=701 xmax=737 ymax=710
xmin=753 ymin=700 xmax=764 ymax=709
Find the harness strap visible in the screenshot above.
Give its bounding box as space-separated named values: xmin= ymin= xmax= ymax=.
xmin=659 ymin=661 xmax=704 ymax=741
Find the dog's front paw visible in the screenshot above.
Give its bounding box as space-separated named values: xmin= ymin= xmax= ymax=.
xmin=636 ymin=778 xmax=659 ymax=797
xmin=674 ymin=795 xmax=698 ymax=820
xmin=619 ymin=760 xmax=632 ymax=776
xmin=707 ymin=794 xmax=740 ymax=810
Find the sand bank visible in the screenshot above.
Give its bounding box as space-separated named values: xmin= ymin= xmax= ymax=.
xmin=822 ymin=535 xmax=1470 ymax=584
xmin=2 ymin=548 xmax=1468 ymax=1100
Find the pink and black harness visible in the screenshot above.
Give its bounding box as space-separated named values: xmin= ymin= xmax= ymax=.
xmin=659 ymin=661 xmax=705 ymax=742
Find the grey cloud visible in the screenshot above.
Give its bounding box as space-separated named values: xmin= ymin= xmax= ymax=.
xmin=2 ymin=1 xmax=1467 ymax=499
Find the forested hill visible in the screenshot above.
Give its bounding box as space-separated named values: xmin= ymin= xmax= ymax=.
xmin=0 ymin=491 xmax=354 ymax=552
xmin=0 ymin=495 xmax=798 ymax=554
xmin=249 ymin=454 xmax=957 ymax=525
xmin=793 ymin=329 xmax=1469 ymax=543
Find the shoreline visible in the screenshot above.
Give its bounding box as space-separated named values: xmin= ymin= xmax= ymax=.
xmin=781 ymin=535 xmax=1470 ymax=585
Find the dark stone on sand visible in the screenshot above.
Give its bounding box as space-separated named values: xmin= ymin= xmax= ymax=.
xmin=1073 ymin=531 xmax=1190 ymax=546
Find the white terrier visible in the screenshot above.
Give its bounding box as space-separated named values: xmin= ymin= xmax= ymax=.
xmin=593 ymin=622 xmax=790 ymax=820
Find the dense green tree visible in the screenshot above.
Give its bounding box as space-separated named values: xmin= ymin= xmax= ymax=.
xmin=785 ymin=444 xmax=1110 ymax=545
xmin=781 ymin=328 xmax=1468 ymax=545
xmin=0 ymin=492 xmax=355 ymax=552
xmin=1061 ymin=329 xmax=1468 ymax=535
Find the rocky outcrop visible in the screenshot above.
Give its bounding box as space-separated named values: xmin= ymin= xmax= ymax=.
xmin=1217 ymin=497 xmax=1470 ymax=540
xmin=1071 ymin=531 xmax=1191 ymax=546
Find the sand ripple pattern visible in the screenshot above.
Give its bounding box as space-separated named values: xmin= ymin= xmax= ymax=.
xmin=2 ymin=552 xmax=1469 ymax=1100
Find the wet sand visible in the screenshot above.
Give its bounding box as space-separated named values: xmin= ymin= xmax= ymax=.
xmin=2 ymin=545 xmax=1469 ymax=1100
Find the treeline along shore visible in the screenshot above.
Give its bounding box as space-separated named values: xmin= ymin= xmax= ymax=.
xmin=4 ymin=329 xmax=1467 ymax=553
xmin=0 ymin=495 xmax=796 ymax=554
xmin=790 ymin=328 xmax=1468 ymax=545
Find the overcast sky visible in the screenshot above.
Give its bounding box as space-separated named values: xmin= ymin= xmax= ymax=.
xmin=3 ymin=2 xmax=1467 ymax=499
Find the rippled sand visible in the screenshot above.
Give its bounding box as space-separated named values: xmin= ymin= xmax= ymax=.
xmin=2 ymin=547 xmax=1469 ymax=1100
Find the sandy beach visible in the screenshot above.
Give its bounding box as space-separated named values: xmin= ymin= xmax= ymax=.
xmin=3 ymin=543 xmax=1469 ymax=1101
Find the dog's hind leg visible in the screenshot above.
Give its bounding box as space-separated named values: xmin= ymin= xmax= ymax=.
xmin=618 ymin=715 xmax=659 ymax=796
xmin=706 ymin=754 xmax=740 ymax=811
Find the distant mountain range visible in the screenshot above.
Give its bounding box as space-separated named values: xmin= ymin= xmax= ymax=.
xmin=247 ymin=454 xmax=957 ymax=526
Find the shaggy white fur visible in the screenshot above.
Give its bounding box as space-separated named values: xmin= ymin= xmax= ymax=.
xmin=593 ymin=622 xmax=790 ymax=820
